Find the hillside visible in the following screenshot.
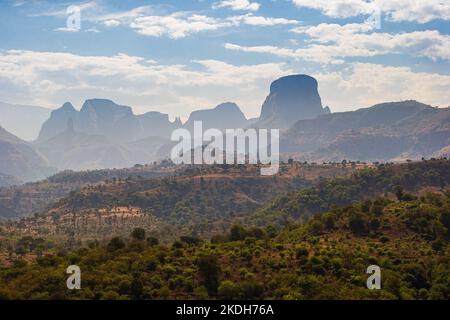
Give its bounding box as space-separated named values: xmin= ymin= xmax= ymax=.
xmin=0 ymin=173 xmax=21 ymax=188
xmin=0 ymin=189 xmax=448 ymax=299
xmin=249 ymin=159 xmax=450 ymax=228
xmin=282 ymin=101 xmax=450 ymax=162
xmin=0 ymin=163 xmax=180 ymax=219
xmin=3 ymin=160 xmax=450 ymax=244
xmin=0 ymin=163 xmax=358 ymax=240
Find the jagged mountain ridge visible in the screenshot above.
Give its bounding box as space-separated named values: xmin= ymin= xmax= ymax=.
xmin=37 ymin=99 xmax=182 ymax=143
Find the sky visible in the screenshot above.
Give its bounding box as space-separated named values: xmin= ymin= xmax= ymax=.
xmin=0 ymin=0 xmax=449 ymax=120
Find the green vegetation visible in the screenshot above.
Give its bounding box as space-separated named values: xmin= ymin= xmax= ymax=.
xmin=250 ymin=159 xmax=450 ymax=228
xmin=0 ymin=160 xmax=449 ymax=300
xmin=0 ymin=190 xmax=448 ymax=300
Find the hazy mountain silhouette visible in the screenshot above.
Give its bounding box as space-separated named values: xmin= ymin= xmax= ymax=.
xmin=282 ymin=100 xmax=450 ymax=162
xmin=138 ymin=112 xmax=182 ymax=139
xmin=37 ymin=102 xmax=78 ymax=142
xmin=37 ymin=99 xmax=180 ymax=143
xmin=3 ymin=75 xmax=449 ymax=176
xmin=184 ymin=102 xmax=249 ymax=132
xmin=35 ymin=120 xmax=171 ymax=171
xmin=0 ymin=126 xmax=55 ymax=181
xmin=0 ymin=102 xmax=51 ymax=141
xmin=256 ymin=74 xmax=328 ymax=128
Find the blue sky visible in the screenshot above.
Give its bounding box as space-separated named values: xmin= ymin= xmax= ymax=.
xmin=0 ymin=0 xmax=449 ymax=120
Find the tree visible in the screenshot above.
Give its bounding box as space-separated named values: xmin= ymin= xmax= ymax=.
xmin=394 ymin=185 xmax=404 ymax=201
xmin=107 ymin=237 xmax=125 ymax=252
xmin=349 ymin=213 xmax=367 ymax=235
xmin=440 ymin=210 xmax=450 ymax=235
xmin=197 ymin=255 xmax=220 ymax=296
xmin=218 ymin=281 xmax=240 ymax=300
xmin=146 ymin=237 xmax=159 ymax=246
xmin=229 ymin=224 xmax=247 ymax=241
xmin=131 ymin=228 xmax=146 ymax=241
xmin=240 ymin=280 xmax=264 ymax=299
xmin=131 ymin=276 xmax=143 ymax=300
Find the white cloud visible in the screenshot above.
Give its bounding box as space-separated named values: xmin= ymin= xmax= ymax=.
xmin=315 ymin=62 xmax=450 ymax=111
xmin=229 ymin=14 xmax=300 ymax=26
xmin=0 ymin=50 xmax=290 ymax=118
xmin=226 ymin=42 xmax=301 ymax=58
xmin=103 ymin=19 xmax=121 ymax=27
xmin=292 ymin=0 xmax=450 ymax=23
xmin=115 ymin=11 xmax=300 ymax=38
xmin=0 ymin=51 xmax=448 ymax=119
xmin=293 ymin=23 xmax=450 ymax=61
xmin=213 ymin=0 xmax=261 ymax=12
xmin=54 ymin=27 xmax=80 ymax=33
xmin=130 ymin=12 xmax=233 ymax=39
xmin=226 ymin=23 xmax=450 ymax=63
xmin=93 ymin=5 xmax=155 ymax=26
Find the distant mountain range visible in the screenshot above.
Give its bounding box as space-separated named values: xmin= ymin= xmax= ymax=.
xmin=37 ymin=99 xmax=182 ymax=143
xmin=281 ymin=100 xmax=450 ymax=162
xmin=0 ymin=74 xmax=449 ymax=183
xmin=0 ymin=102 xmax=51 ymax=141
xmin=0 ymin=126 xmax=55 ymax=182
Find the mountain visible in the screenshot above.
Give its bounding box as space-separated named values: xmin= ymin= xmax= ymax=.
xmin=36 ymin=118 xmax=172 ymax=171
xmin=138 ymin=112 xmax=180 ymax=139
xmin=0 ymin=102 xmax=51 ymax=141
xmin=0 ymin=126 xmax=55 ymax=182
xmin=184 ymin=102 xmax=248 ymax=132
xmin=256 ymin=74 xmax=328 ymax=129
xmin=37 ymin=102 xmax=78 ymax=142
xmin=77 ymin=99 xmax=141 ymax=142
xmin=37 ymin=99 xmax=179 ymax=143
xmin=282 ymin=100 xmax=450 ymax=162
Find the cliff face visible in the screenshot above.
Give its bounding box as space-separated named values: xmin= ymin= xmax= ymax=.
xmin=184 ymin=102 xmax=248 ymax=132
xmin=37 ymin=99 xmax=179 ymax=143
xmin=258 ymin=74 xmax=326 ymax=128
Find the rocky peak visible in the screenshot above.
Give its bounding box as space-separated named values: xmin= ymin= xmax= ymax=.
xmin=258 ymin=74 xmax=327 ymax=129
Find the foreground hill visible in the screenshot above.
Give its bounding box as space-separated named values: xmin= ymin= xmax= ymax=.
xmin=0 ymin=188 xmax=448 ymax=300
xmin=249 ymin=159 xmax=450 ymax=228
xmin=3 ymin=160 xmax=449 ymax=245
